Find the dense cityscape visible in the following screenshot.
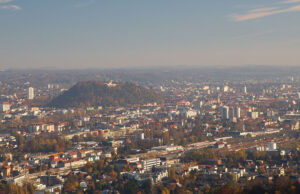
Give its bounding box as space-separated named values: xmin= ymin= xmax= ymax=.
xmin=1 ymin=0 xmax=300 ymax=193
xmin=0 ymin=68 xmax=299 ymax=194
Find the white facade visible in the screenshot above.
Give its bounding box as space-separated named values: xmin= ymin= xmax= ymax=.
xmin=28 ymin=87 xmax=35 ymax=100
xmin=223 ymin=86 xmax=229 ymax=92
xmin=136 ymin=133 xmax=144 ymax=140
xmin=185 ymin=110 xmax=197 ymax=118
xmin=222 ymin=106 xmax=229 ymax=120
xmin=243 ymin=86 xmax=247 ymax=94
xmin=126 ymin=157 xmax=140 ymax=163
xmin=234 ymin=107 xmax=241 ymax=118
xmin=267 ymin=142 xmax=277 ymax=151
xmin=151 ymin=145 xmax=184 ymax=152
xmin=0 ymin=103 xmax=10 ymax=112
xmin=142 ymin=158 xmax=161 ymax=171
xmin=153 ymin=169 xmax=168 ymax=182
xmin=247 ymin=111 xmax=259 ymax=119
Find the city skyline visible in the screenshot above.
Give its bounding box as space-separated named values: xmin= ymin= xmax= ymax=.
xmin=1 ymin=0 xmax=300 ymax=69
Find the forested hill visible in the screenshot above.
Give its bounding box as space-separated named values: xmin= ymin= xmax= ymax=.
xmin=48 ymin=81 xmax=164 ymax=108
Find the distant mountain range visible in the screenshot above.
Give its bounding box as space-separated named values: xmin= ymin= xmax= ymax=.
xmin=48 ymin=81 xmax=164 ymax=108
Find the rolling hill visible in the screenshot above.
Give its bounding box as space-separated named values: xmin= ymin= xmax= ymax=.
xmin=48 ymin=81 xmax=163 ymax=108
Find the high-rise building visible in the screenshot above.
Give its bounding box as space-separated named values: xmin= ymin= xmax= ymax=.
xmin=28 ymin=87 xmax=35 ymax=100
xmin=234 ymin=107 xmax=241 ymax=118
xmin=243 ymin=86 xmax=247 ymax=94
xmin=221 ymin=106 xmax=229 ymax=120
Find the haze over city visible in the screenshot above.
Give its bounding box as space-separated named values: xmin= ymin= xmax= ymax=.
xmin=1 ymin=1 xmax=300 ymax=194
xmin=1 ymin=0 xmax=300 ymax=69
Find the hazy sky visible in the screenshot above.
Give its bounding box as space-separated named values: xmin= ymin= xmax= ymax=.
xmin=1 ymin=0 xmax=300 ymax=69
